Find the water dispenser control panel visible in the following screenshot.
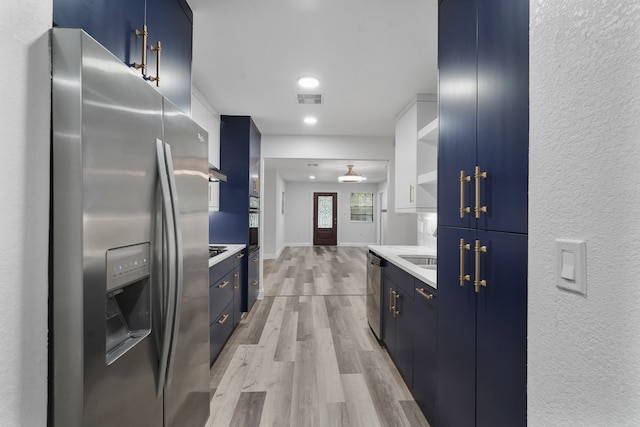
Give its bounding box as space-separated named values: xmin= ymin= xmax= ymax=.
xmin=106 ymin=243 xmax=150 ymax=292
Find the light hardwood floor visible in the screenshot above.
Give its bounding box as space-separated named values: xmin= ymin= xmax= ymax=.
xmin=206 ymin=246 xmax=430 ymax=427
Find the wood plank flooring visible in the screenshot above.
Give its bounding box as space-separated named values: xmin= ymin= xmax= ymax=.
xmin=206 ymin=246 xmax=430 ymax=427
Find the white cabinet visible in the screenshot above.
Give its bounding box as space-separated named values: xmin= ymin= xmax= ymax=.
xmin=394 ymin=95 xmax=437 ymax=213
xmin=191 ymin=88 xmax=220 ymax=211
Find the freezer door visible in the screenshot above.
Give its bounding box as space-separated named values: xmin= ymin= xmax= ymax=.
xmin=52 ymin=29 xmax=164 ymax=427
xmin=161 ymin=99 xmax=210 ymax=427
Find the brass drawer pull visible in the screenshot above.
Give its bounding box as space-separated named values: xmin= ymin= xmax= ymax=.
xmin=252 ymin=257 xmax=258 ymax=263
xmin=217 ymin=314 xmax=229 ymax=325
xmin=474 ymin=240 xmax=488 ymax=293
xmin=474 ymin=165 xmax=488 ymax=218
xmin=236 ymin=253 xmax=245 ymax=259
xmin=459 ymin=238 xmax=471 ymax=286
xmin=217 ymin=280 xmax=229 ymax=289
xmin=416 ymin=287 xmax=434 ymax=300
xmin=252 ymin=280 xmax=259 ymax=286
xmin=460 ymin=170 xmax=471 ymax=218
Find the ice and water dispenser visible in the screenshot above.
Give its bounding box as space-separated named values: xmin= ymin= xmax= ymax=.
xmin=105 ymin=243 xmax=152 ymax=365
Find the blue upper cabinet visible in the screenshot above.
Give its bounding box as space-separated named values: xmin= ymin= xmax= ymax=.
xmin=438 ymin=0 xmax=477 ymax=231
xmin=146 ymin=0 xmax=193 ymax=115
xmin=438 ymin=0 xmax=528 ymax=234
xmin=53 ymin=0 xmax=193 ymax=114
xmin=476 ymin=0 xmax=529 ymax=234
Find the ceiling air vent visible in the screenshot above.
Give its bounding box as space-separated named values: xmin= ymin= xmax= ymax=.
xmin=297 ymin=93 xmax=322 ymax=105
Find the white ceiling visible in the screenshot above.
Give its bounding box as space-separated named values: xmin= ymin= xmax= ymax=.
xmin=188 ymin=0 xmax=437 ymax=182
xmin=265 ymin=158 xmax=389 ymax=183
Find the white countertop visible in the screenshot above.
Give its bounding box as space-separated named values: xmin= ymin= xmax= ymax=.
xmin=368 ymin=245 xmax=437 ymax=289
xmin=208 ymin=244 xmax=246 ymax=268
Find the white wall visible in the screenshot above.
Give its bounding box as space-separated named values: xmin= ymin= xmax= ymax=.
xmin=529 ymin=2 xmax=640 ymax=425
xmin=262 ymin=134 xmax=418 ymax=246
xmin=283 ymin=182 xmax=379 ymax=246
xmin=0 ymin=3 xmax=52 ymax=425
xmin=263 ymin=169 xmax=286 ymax=259
xmin=262 ymin=135 xmax=393 ymax=160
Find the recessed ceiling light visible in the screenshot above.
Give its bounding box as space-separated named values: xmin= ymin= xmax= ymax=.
xmin=298 ymin=76 xmax=319 ymax=89
xmin=309 ymin=175 xmax=316 ymax=180
xmin=304 ymin=117 xmax=317 ymax=125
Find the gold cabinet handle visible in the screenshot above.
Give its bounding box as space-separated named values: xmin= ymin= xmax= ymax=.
xmin=474 ymin=240 xmax=488 ymax=293
xmin=252 ymin=257 xmax=258 ymax=263
xmin=133 ymin=24 xmax=148 ymax=77
xmin=217 ymin=314 xmax=230 ymax=325
xmin=389 ymin=288 xmax=394 ymax=314
xmin=217 ymin=280 xmax=229 ymax=289
xmin=234 ymin=271 xmax=239 ymax=289
xmin=251 ymin=280 xmax=259 ymax=286
xmin=236 ymin=253 xmax=245 ymax=259
xmin=254 ymin=177 xmax=259 ymax=193
xmin=149 ymin=40 xmax=161 ymax=87
xmin=474 ymin=166 xmax=488 ymax=218
xmin=416 ymin=287 xmax=434 ymax=300
xmin=460 ymin=170 xmax=471 ymax=218
xmin=459 ymin=238 xmax=471 ymax=286
xmin=394 ymin=291 xmax=400 ymax=316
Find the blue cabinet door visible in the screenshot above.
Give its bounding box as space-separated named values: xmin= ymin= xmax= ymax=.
xmin=247 ymin=250 xmax=260 ymax=311
xmin=249 ymin=121 xmax=261 ymax=197
xmin=412 ymin=282 xmax=437 ymax=425
xmin=53 ymin=0 xmax=193 ymax=113
xmin=382 ymin=277 xmax=396 ymax=351
xmin=475 ymin=230 xmax=527 ymax=427
xmin=476 ymin=0 xmax=529 ymax=234
xmin=394 ymin=285 xmax=414 ymax=389
xmin=53 ymin=0 xmax=145 ymax=67
xmin=437 ymin=0 xmax=477 ymax=230
xmin=436 ymin=226 xmax=476 ymax=427
xmin=146 ymin=0 xmax=193 ymax=114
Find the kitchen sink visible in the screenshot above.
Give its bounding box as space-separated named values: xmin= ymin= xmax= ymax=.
xmin=398 ymin=254 xmax=437 ymax=269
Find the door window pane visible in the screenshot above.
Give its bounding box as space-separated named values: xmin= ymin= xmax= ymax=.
xmin=317 ymin=196 xmax=333 ymax=228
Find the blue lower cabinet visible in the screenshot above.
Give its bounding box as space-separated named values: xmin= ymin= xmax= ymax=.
xmin=232 ymin=267 xmax=243 ymax=327
xmin=209 ymin=270 xmax=234 ymax=326
xmin=437 ymin=226 xmax=527 ymax=427
xmin=412 ymin=282 xmax=438 ymax=425
xmin=209 ymin=249 xmax=245 ymax=364
xmin=247 ymin=250 xmax=260 ymax=312
xmin=382 ymin=269 xmax=415 ymax=389
xmin=209 ymin=301 xmax=234 ymax=365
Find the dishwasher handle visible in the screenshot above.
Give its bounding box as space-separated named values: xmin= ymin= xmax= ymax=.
xmin=368 ymin=252 xmax=384 ymax=267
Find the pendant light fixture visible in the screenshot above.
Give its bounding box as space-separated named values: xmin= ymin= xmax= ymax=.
xmin=338 ymin=165 xmax=364 ymax=183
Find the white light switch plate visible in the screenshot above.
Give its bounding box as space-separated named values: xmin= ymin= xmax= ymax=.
xmin=555 ymin=239 xmax=587 ymax=295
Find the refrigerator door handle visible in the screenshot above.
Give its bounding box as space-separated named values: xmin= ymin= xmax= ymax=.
xmin=163 ymin=142 xmax=184 ymax=388
xmin=155 ymin=138 xmax=178 ymax=397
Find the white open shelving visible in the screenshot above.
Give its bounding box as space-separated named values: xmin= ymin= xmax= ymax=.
xmin=417 ymin=117 xmax=438 ymax=188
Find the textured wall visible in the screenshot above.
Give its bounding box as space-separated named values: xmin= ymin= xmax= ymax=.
xmin=529 ymin=1 xmax=640 ymax=425
xmin=0 ymin=2 xmax=52 ymax=425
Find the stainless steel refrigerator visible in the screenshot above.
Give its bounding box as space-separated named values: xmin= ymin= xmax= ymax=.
xmin=50 ymin=28 xmax=210 ymax=427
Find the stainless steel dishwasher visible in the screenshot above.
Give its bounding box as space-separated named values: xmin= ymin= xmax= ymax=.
xmin=366 ymin=251 xmax=384 ymax=340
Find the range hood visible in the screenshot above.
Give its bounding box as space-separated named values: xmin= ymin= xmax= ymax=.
xmin=208 ymin=163 xmax=227 ymax=183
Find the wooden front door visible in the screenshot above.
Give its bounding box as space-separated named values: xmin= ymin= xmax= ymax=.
xmin=313 ymin=192 xmax=337 ymax=245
